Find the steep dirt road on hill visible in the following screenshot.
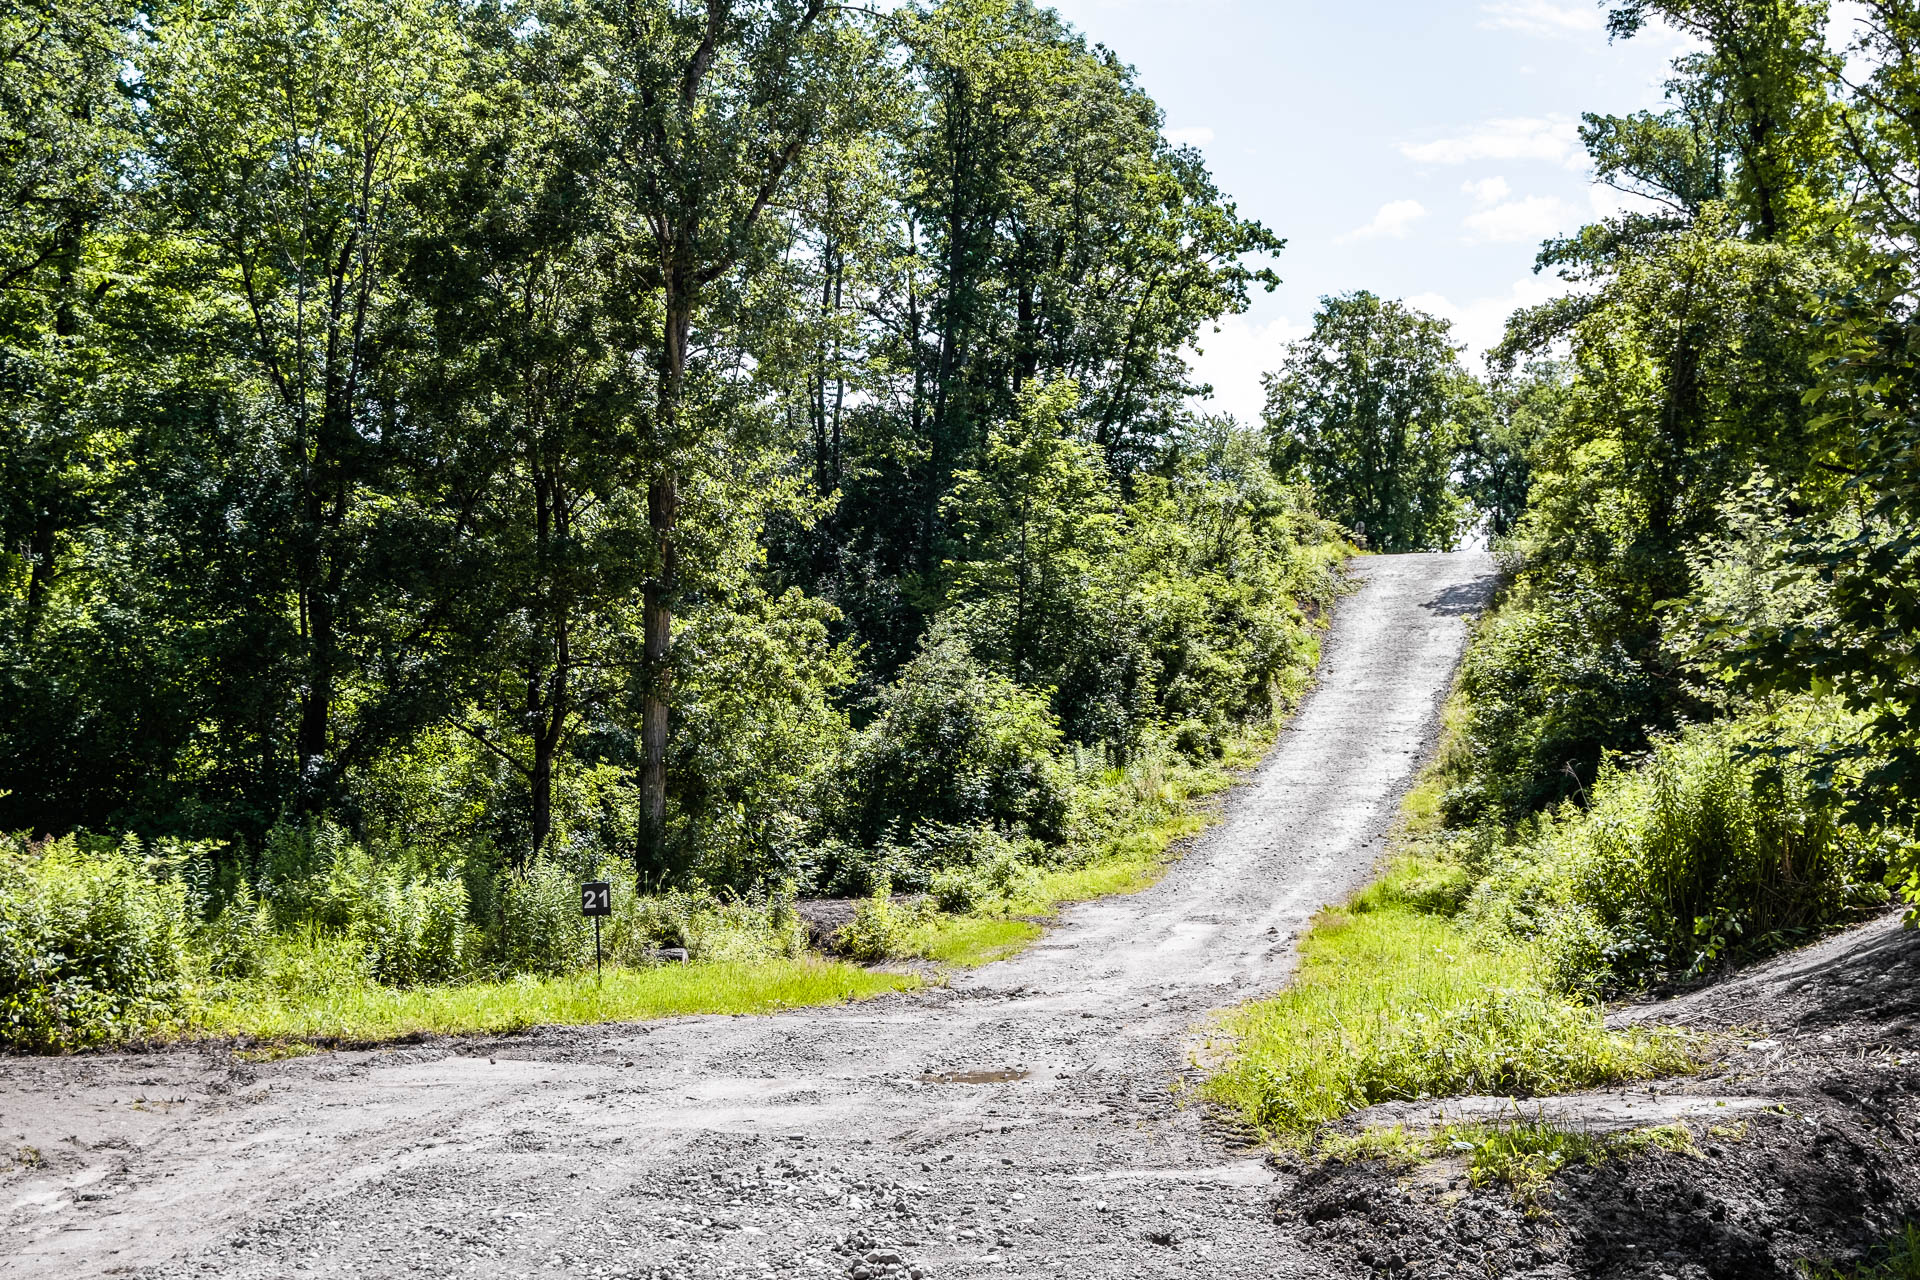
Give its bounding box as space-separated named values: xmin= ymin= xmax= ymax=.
xmin=0 ymin=552 xmax=1496 ymax=1280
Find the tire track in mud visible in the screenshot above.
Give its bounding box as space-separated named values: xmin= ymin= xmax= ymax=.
xmin=0 ymin=552 xmax=1495 ymax=1280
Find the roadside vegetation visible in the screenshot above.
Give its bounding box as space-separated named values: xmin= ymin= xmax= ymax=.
xmin=1203 ymin=745 xmax=1698 ymax=1145
xmin=0 ymin=0 xmax=1349 ymax=1052
xmin=1804 ymin=1225 xmax=1920 ymax=1280
xmin=1212 ymin=0 xmax=1920 ymax=1160
xmin=1317 ymin=1118 xmax=1698 ymax=1212
xmin=0 ymin=697 xmax=1318 ymax=1051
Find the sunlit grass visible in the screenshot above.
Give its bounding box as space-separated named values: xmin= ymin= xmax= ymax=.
xmin=1202 ymin=856 xmax=1697 ymax=1145
xmin=1026 ymin=813 xmax=1213 ymax=907
xmin=905 ymin=916 xmax=1042 ymax=967
xmin=200 ymin=958 xmax=916 ymax=1047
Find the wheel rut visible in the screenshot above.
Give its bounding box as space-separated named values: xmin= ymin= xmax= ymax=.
xmin=0 ymin=551 xmax=1496 ymax=1280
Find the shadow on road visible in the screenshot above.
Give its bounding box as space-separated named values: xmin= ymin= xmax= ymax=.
xmin=1421 ymin=574 xmax=1497 ymax=618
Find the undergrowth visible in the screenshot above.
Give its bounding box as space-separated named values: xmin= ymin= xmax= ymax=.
xmin=1204 ymin=692 xmax=1698 ymax=1146
xmin=1800 ymin=1224 xmax=1920 ymax=1280
xmin=867 ymin=723 xmax=1261 ymax=968
xmin=1201 ymin=857 xmax=1695 ymax=1143
xmin=0 ymin=693 xmax=1280 ymax=1049
xmin=1 ymin=563 xmax=1333 ymax=1052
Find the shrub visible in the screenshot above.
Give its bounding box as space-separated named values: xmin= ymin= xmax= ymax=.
xmin=199 ymin=880 xmax=272 ymax=980
xmin=613 ymin=884 xmax=805 ymax=964
xmin=1445 ymin=579 xmax=1670 ymax=825
xmin=836 ymin=888 xmax=920 ymax=962
xmin=492 ymin=858 xmax=589 ymax=977
xmin=668 ymin=585 xmax=856 ymax=888
xmin=356 ymin=870 xmax=472 ymax=987
xmin=929 ymin=866 xmax=986 ymax=914
xmin=1467 ymin=703 xmax=1893 ymax=994
xmin=258 ymin=819 xmax=368 ymax=932
xmin=837 ymin=623 xmax=1071 ymax=849
xmin=0 ymin=835 xmax=194 ymax=1050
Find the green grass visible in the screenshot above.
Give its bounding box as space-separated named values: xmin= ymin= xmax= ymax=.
xmin=1202 ymin=855 xmax=1698 ymax=1145
xmin=1021 ymin=812 xmax=1213 ymax=906
xmin=199 ymin=958 xmax=916 ymax=1047
xmin=1319 ymin=1118 xmax=1698 ymax=1212
xmin=1450 ymin=1118 xmax=1694 ymax=1209
xmin=1203 ymin=673 xmax=1697 ymax=1146
xmin=1803 ymin=1225 xmax=1920 ymax=1280
xmin=904 ymin=916 xmax=1043 ymax=967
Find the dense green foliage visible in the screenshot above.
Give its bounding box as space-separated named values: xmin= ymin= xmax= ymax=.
xmin=1463 ymin=700 xmax=1895 ymax=994
xmin=0 ymin=0 xmax=1352 ymax=1048
xmin=1263 ymin=292 xmax=1473 ymax=553
xmin=1425 ymin=0 xmax=1920 ymax=995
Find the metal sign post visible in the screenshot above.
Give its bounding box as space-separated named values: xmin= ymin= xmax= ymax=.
xmin=581 ymin=880 xmax=612 ymax=982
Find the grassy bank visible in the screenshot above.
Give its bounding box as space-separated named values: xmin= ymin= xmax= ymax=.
xmin=201 ymin=957 xmax=915 ymax=1047
xmin=1202 ymin=725 xmax=1698 ymax=1146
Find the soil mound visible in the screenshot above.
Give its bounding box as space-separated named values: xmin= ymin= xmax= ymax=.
xmin=1270 ymin=913 xmax=1920 ymax=1278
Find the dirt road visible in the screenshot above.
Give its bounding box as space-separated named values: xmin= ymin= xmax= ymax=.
xmin=1 ymin=551 xmax=1496 ymax=1280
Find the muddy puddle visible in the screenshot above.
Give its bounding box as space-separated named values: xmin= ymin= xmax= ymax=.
xmin=919 ymin=1068 xmax=1030 ymax=1085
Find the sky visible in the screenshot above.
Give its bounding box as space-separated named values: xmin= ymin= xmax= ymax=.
xmin=1039 ymin=0 xmax=1701 ymax=422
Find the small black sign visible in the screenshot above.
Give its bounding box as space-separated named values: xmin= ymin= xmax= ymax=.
xmin=580 ymin=880 xmax=612 ymax=917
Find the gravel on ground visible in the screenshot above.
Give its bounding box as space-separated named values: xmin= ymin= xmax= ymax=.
xmin=1 ymin=553 xmax=1495 ymax=1280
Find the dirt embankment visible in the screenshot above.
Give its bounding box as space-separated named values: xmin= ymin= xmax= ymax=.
xmin=1279 ymin=912 xmax=1920 ymax=1279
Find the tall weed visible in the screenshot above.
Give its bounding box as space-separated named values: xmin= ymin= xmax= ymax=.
xmin=0 ymin=836 xmax=195 ymax=1050
xmin=356 ymin=870 xmax=471 ymax=986
xmin=1468 ymin=703 xmax=1892 ymax=993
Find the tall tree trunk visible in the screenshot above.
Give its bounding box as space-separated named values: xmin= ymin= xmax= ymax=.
xmin=638 ymin=276 xmax=689 ymax=879
xmin=26 ymin=212 xmax=87 ymax=638
xmin=296 ymin=567 xmax=334 ymax=805
xmin=529 ymin=644 xmax=568 ymax=865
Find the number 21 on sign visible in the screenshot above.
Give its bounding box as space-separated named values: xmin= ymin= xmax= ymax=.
xmin=581 ymin=880 xmax=612 ymax=980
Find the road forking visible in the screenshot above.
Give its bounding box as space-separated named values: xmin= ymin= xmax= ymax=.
xmin=0 ymin=552 xmax=1496 ymax=1280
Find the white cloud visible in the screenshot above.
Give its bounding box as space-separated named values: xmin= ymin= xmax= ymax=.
xmin=1164 ymin=126 xmax=1215 ymax=147
xmin=1401 ymin=116 xmax=1585 ymax=170
xmin=1477 ymin=1 xmax=1604 ymax=35
xmin=1183 ymin=313 xmax=1310 ymax=423
xmin=1407 ymin=276 xmax=1569 ymax=362
xmin=1463 ymin=194 xmax=1582 ymax=243
xmin=1461 ymin=176 xmax=1512 ymax=205
xmin=1337 ymin=199 xmax=1428 ymax=244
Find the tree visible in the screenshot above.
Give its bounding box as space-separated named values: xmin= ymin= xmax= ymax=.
xmin=1606 ymin=0 xmax=1842 ymax=245
xmin=395 ymin=12 xmax=643 ymax=866
xmin=139 ymin=0 xmax=462 ymax=814
xmin=1710 ymin=0 xmax=1920 ymax=862
xmin=1459 ymin=361 xmax=1567 ymax=540
xmin=1262 ymin=293 xmax=1469 ymax=553
xmin=0 ymin=0 xmax=127 ymax=634
xmin=551 ymin=0 xmax=868 ymax=879
xmin=942 ymin=380 xmax=1116 ymax=688
xmin=795 ymin=0 xmax=1283 ymax=674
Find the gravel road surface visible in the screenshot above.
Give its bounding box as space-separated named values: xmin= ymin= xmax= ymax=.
xmin=1 ymin=551 xmax=1495 ymax=1280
